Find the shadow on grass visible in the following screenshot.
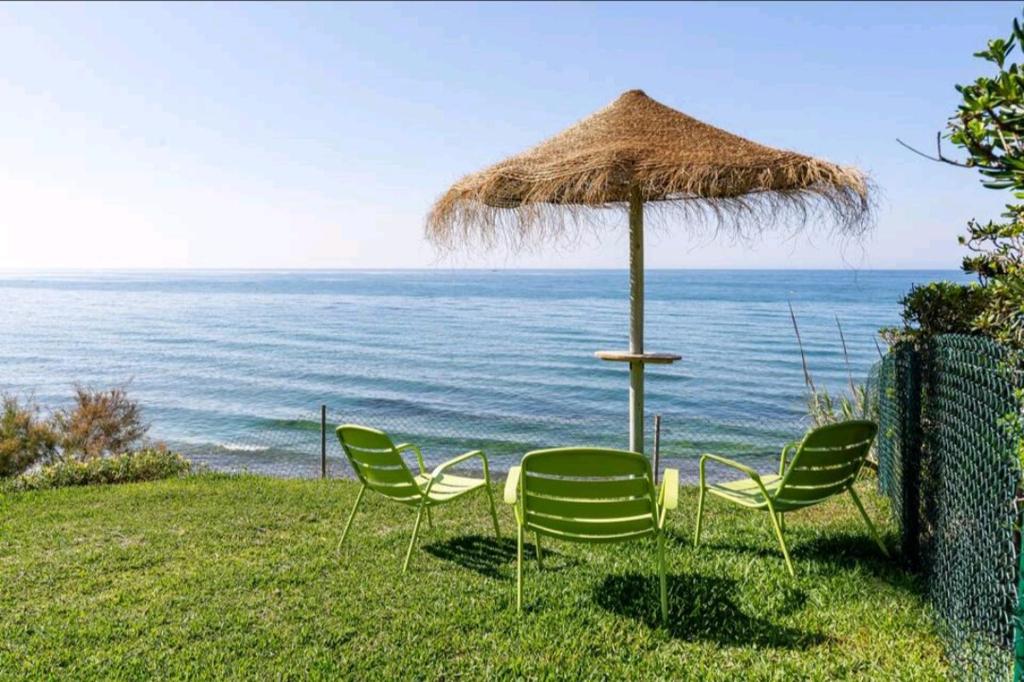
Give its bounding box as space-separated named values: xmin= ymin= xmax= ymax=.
xmin=674 ymin=525 xmax=924 ymax=597
xmin=594 ymin=573 xmax=826 ymax=648
xmin=697 ymin=532 xmax=903 ymax=573
xmin=789 ymin=534 xmax=894 ymax=565
xmin=662 ymin=527 xmax=697 ymax=550
xmin=791 ymin=535 xmax=924 ymax=592
xmin=423 ymin=534 xmax=576 ymax=580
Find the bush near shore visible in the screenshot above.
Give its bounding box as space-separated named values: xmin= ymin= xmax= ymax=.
xmin=5 ymin=448 xmax=192 ymax=492
xmin=1 ymin=385 xmax=193 ymax=490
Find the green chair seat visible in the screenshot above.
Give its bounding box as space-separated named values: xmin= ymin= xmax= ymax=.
xmin=336 ymin=424 xmax=501 ymax=572
xmin=694 ymin=420 xmax=889 ymax=577
xmin=706 ymin=474 xmax=782 ymax=508
xmin=415 ymin=472 xmax=487 ymax=502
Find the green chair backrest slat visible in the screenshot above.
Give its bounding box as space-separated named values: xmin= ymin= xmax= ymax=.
xmin=351 ymin=461 xmax=413 ymax=485
xmin=773 ymin=478 xmax=860 ymax=507
xmin=775 ymin=420 xmax=877 ymax=509
xmin=524 ymin=513 xmax=656 ymax=543
xmin=524 ymin=450 xmax=651 ymax=477
xmin=524 ymin=495 xmax=653 ymax=520
xmin=337 ymin=424 xmax=421 ymax=502
xmin=346 ymin=447 xmax=402 ymax=468
xmin=524 ymin=474 xmax=651 ymax=500
xmin=520 ymin=448 xmax=657 ymax=543
xmin=782 ymin=458 xmax=863 ymax=487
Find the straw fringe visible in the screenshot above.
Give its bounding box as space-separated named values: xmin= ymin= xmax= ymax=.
xmin=427 ymin=90 xmax=872 ymax=251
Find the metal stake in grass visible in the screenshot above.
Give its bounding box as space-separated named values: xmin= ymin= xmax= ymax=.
xmin=320 ymin=404 xmax=327 ymax=479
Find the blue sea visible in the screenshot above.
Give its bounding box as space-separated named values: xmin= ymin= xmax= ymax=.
xmin=0 ymin=270 xmax=967 ymax=477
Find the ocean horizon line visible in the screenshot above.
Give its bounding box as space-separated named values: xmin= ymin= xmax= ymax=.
xmin=0 ymin=266 xmax=967 ymax=274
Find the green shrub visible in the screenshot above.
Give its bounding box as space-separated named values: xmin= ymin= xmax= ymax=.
xmin=55 ymin=385 xmax=149 ymax=460
xmin=807 ymin=384 xmax=875 ymax=427
xmin=0 ymin=396 xmax=59 ymax=477
xmin=963 ymin=220 xmax=1024 ymax=348
xmin=881 ymin=281 xmax=991 ymax=346
xmin=8 ymin=448 xmax=192 ymax=492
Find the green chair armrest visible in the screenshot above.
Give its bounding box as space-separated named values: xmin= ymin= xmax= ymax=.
xmin=504 ymin=466 xmax=521 ymax=505
xmin=658 ymin=468 xmax=679 ymax=529
xmin=700 ymin=453 xmax=762 ymax=481
xmin=430 ymin=449 xmax=489 ymax=481
xmin=699 ymin=453 xmax=772 ymax=501
xmin=395 ymin=442 xmax=426 ymax=475
xmin=779 ymin=441 xmax=800 ymax=476
xmin=659 ymin=468 xmax=679 ymax=511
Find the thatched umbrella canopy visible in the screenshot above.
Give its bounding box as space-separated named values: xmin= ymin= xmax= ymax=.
xmin=427 ymin=89 xmax=872 ymax=454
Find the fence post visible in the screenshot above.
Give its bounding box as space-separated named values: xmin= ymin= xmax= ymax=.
xmin=898 ymin=347 xmax=922 ymax=568
xmin=652 ymin=414 xmax=661 ymax=485
xmin=1016 ymin=532 xmax=1024 ymax=681
xmin=320 ymin=404 xmax=327 ymax=479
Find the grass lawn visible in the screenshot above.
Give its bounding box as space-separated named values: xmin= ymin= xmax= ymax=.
xmin=0 ymin=474 xmax=944 ymax=679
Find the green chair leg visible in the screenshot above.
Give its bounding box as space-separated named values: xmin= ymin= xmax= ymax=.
xmin=516 ymin=524 xmax=524 ymax=612
xmin=766 ymin=501 xmax=795 ymax=577
xmin=693 ymin=485 xmax=706 ymax=547
xmin=337 ymin=485 xmax=366 ymax=552
xmin=535 ymin=533 xmax=544 ymax=568
xmin=403 ymin=504 xmax=426 ymax=573
xmin=849 ymin=488 xmax=890 ymax=558
xmin=426 ymin=507 xmax=433 ymax=530
xmin=778 ymin=512 xmax=785 ymax=532
xmin=658 ymin=532 xmax=668 ymax=625
xmin=485 ymin=486 xmax=501 ymax=539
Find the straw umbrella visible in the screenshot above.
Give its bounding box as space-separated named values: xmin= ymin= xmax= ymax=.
xmin=427 ymin=89 xmax=871 ymax=454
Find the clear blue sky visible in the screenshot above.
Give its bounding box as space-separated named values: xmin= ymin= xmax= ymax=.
xmin=0 ymin=1 xmax=1015 ymax=269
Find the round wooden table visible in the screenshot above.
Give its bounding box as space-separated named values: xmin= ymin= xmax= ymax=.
xmin=594 ymin=351 xmax=682 ymax=365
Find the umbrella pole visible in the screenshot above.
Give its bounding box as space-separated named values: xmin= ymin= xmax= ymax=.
xmin=628 ymin=188 xmax=644 ymax=454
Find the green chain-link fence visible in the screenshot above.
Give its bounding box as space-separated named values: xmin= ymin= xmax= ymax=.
xmin=172 ymin=410 xmax=807 ymax=485
xmin=874 ymin=334 xmax=1022 ymax=680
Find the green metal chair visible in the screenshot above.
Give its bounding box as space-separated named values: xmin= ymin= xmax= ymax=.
xmin=693 ymin=419 xmax=888 ymax=577
xmin=336 ymin=424 xmax=500 ymax=573
xmin=504 ymin=447 xmax=679 ymax=623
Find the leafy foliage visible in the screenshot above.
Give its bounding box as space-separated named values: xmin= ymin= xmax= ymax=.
xmin=0 ymin=396 xmax=58 ymax=477
xmin=895 ymin=9 xmax=1024 ymax=478
xmin=55 ymin=385 xmax=149 ymax=460
xmin=880 ymin=281 xmax=991 ymax=346
xmin=7 ymin=448 xmax=192 ymax=492
xmin=943 ymin=14 xmax=1024 ymax=348
xmin=948 ymin=21 xmax=1024 ymax=191
xmin=960 ymin=217 xmax=1024 ymax=281
xmin=945 ymin=13 xmax=1024 ymax=478
xmin=891 ymin=12 xmax=1024 ymax=350
xmin=962 ymin=217 xmax=1024 ymax=347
